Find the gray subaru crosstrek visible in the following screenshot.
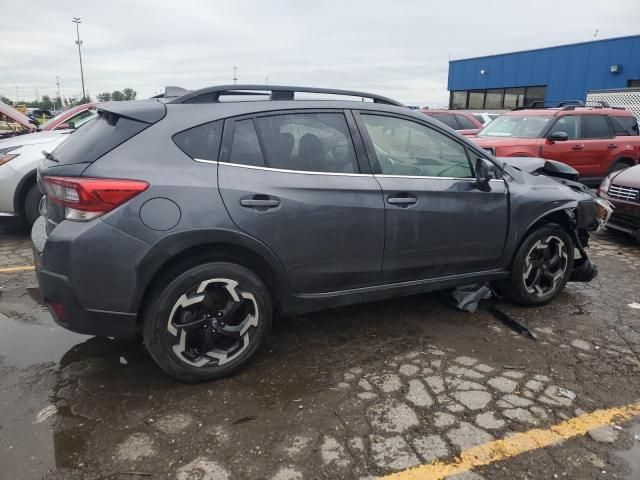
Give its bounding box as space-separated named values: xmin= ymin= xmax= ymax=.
xmin=32 ymin=85 xmax=605 ymax=382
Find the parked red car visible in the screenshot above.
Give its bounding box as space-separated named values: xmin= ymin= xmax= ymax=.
xmin=420 ymin=109 xmax=483 ymax=136
xmin=471 ymin=104 xmax=640 ymax=184
xmin=39 ymin=103 xmax=97 ymax=131
xmin=597 ymin=164 xmax=640 ymax=241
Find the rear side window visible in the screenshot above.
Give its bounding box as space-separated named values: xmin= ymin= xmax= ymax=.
xmin=173 ymin=120 xmax=222 ymax=161
xmin=580 ymin=115 xmax=612 ymax=139
xmin=228 ymin=119 xmax=265 ymax=167
xmin=255 ymin=113 xmax=358 ymax=173
xmin=51 ymin=112 xmax=148 ymax=165
xmin=456 ymin=115 xmax=477 ymax=130
xmin=611 ymin=116 xmax=639 ymax=136
xmin=428 ymin=113 xmax=459 ymax=129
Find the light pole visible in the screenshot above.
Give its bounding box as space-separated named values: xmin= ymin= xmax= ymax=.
xmin=56 ymin=76 xmax=61 ymax=110
xmin=72 ymin=17 xmax=86 ymax=101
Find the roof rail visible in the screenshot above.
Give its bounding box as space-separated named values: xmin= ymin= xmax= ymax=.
xmin=168 ymin=85 xmax=404 ymax=106
xmin=511 ymin=100 xmax=585 ymax=111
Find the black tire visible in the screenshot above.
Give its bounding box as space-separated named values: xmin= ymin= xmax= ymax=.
xmin=143 ymin=262 xmax=272 ymax=382
xmin=500 ymin=223 xmax=574 ymax=306
xmin=24 ymin=184 xmax=42 ymax=226
xmin=610 ymin=160 xmax=632 ymax=173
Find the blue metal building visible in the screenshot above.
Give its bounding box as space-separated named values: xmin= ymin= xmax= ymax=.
xmin=447 ymin=35 xmax=640 ymax=109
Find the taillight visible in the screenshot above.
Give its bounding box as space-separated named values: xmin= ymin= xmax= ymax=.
xmin=42 ymin=176 xmax=149 ymax=221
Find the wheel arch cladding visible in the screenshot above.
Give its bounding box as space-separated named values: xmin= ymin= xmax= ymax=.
xmin=137 ymin=241 xmax=285 ymax=324
xmin=511 ymin=207 xmax=577 ymax=268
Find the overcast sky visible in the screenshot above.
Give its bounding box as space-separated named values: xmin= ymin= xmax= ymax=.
xmin=1 ymin=0 xmax=638 ymax=107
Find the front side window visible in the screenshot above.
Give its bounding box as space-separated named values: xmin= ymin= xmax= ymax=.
xmin=255 ymin=113 xmax=358 ymax=173
xmin=478 ymin=115 xmax=552 ymax=139
xmin=580 ymin=115 xmax=612 ymax=139
xmin=361 ymin=114 xmax=473 ymax=178
xmin=550 ymin=116 xmax=580 ymax=140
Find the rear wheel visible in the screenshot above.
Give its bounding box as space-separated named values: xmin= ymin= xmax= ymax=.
xmin=143 ymin=262 xmax=272 ymax=382
xmin=24 ymin=183 xmax=42 ymax=226
xmin=500 ymin=224 xmax=574 ymax=306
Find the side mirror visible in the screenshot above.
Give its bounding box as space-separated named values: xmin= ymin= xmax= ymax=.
xmin=475 ymin=158 xmax=492 ymax=191
xmin=548 ymin=131 xmax=569 ymax=142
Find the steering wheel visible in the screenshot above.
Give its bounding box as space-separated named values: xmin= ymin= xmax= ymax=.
xmin=435 ymin=164 xmax=469 ymax=178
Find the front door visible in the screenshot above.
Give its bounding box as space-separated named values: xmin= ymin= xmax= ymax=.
xmin=355 ymin=112 xmax=509 ymax=282
xmin=218 ymin=111 xmax=385 ymax=294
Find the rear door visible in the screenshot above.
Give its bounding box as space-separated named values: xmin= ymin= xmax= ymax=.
xmin=217 ymin=110 xmax=385 ymax=294
xmin=354 ymin=111 xmax=509 ymax=282
xmin=579 ymin=114 xmax=616 ymax=178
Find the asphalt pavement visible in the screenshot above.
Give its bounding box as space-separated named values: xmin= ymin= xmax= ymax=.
xmin=1 ymin=219 xmax=639 ymax=480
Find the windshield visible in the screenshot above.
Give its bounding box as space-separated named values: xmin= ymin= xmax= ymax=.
xmin=478 ymin=115 xmax=552 ymax=138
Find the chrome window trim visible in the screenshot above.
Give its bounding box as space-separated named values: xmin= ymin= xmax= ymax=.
xmin=202 ymin=159 xmax=503 ymax=182
xmin=217 ymin=161 xmax=374 ymax=177
xmin=375 ymin=174 xmax=503 ymax=182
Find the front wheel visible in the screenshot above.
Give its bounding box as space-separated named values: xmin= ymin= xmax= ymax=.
xmin=500 ymin=223 xmax=574 ymax=306
xmin=143 ymin=262 xmax=272 ymax=382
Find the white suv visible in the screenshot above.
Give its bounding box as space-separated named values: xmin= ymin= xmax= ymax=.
xmin=0 ymin=114 xmax=96 ymax=224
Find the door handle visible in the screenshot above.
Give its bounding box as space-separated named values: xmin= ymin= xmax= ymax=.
xmin=607 ymin=144 xmax=618 ymax=149
xmin=240 ymin=195 xmax=280 ymax=209
xmin=572 ymin=144 xmax=584 ymax=150
xmin=387 ymin=195 xmax=417 ymax=206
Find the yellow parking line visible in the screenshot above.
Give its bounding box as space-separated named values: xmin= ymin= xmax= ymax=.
xmin=0 ymin=265 xmax=35 ymax=273
xmin=384 ymin=401 xmax=640 ymax=480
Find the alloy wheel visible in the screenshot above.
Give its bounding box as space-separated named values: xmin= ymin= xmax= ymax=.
xmin=522 ymin=235 xmax=569 ymax=297
xmin=166 ymin=278 xmax=259 ymax=367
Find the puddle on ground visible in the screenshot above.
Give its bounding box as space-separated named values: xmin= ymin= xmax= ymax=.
xmin=618 ymin=422 xmax=640 ymax=479
xmin=0 ymin=286 xmax=91 ymax=480
xmin=0 ymin=287 xmax=89 ymax=368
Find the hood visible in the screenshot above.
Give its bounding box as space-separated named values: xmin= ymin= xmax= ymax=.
xmin=608 ymin=164 xmax=640 ymax=187
xmin=471 ymin=136 xmax=536 ymax=148
xmin=0 ymin=129 xmax=71 ymax=148
xmin=0 ymin=100 xmax=36 ymax=130
xmin=499 ymin=156 xmax=579 ymax=182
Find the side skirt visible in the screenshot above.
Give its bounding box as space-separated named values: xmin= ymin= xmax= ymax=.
xmin=282 ymin=269 xmax=510 ymax=315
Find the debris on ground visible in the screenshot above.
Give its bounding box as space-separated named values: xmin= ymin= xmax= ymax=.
xmin=35 ymin=405 xmax=58 ymax=424
xmin=487 ymin=305 xmax=537 ymax=340
xmin=232 ymin=416 xmax=257 ymax=425
xmin=448 ymin=283 xmax=493 ymax=313
xmin=628 ymin=302 xmax=640 ymax=310
xmin=557 ymin=387 xmax=577 ymax=401
xmin=120 ymin=356 xmax=128 ymax=365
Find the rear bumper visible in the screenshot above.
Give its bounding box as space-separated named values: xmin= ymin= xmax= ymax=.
xmin=35 ymin=260 xmax=138 ymax=337
xmin=31 ymin=216 xmax=145 ymax=338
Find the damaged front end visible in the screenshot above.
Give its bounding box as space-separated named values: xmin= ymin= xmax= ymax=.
xmin=500 ymin=156 xmax=613 ymax=283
